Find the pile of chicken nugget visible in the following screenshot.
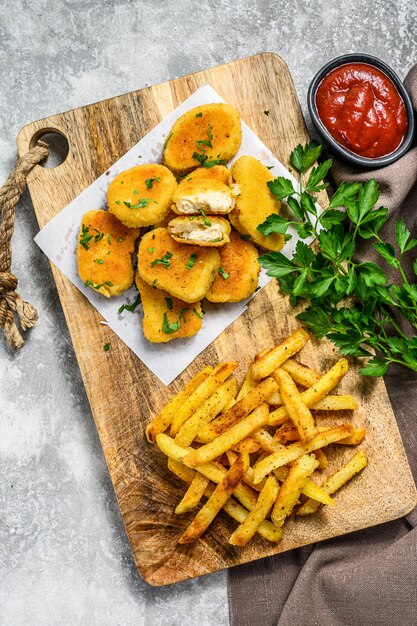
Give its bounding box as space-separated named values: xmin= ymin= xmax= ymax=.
xmin=147 ymin=328 xmax=368 ymax=546
xmin=77 ymin=103 xmax=285 ymax=342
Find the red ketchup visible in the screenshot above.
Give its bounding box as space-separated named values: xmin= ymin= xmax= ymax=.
xmin=316 ymin=63 xmax=407 ymax=158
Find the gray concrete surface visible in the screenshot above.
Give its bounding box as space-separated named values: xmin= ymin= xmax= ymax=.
xmin=1 ymin=1 xmax=416 ymax=624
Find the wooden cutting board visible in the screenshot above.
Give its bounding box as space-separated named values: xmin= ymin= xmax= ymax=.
xmin=17 ymin=53 xmax=417 ymax=585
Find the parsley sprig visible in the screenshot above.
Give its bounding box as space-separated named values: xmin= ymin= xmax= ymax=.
xmin=258 ymin=142 xmax=417 ymax=377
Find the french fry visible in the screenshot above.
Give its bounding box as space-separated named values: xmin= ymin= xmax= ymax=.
xmin=167 ymin=458 xmax=282 ymax=543
xmin=253 ymin=425 xmax=353 ymax=483
xmin=268 ymin=359 xmax=349 ymax=426
xmin=175 ymin=378 xmax=238 ymax=446
xmin=273 ymin=467 xmax=335 ymax=506
xmin=236 ymin=368 xmax=257 ymax=401
xmin=274 ymin=368 xmax=318 ymax=441
xmin=170 ymin=362 xmax=237 ymax=436
xmin=156 ymin=434 xmax=258 ymax=511
xmin=178 ymin=455 xmax=245 ymax=543
xmin=198 ymin=377 xmax=277 ymax=442
xmin=312 ymin=395 xmax=359 ymax=411
xmin=175 ymin=473 xmax=210 ymax=514
xmin=229 ymin=475 xmax=280 ymax=546
xmin=275 ymin=425 xmax=366 ymax=446
xmin=183 ymin=404 xmax=270 ymax=467
xmin=252 ymin=428 xmax=285 ymax=454
xmin=314 ymin=449 xmax=328 ymax=469
xmin=297 ymin=449 xmax=368 ymax=516
xmin=271 ymin=454 xmax=319 ymax=527
xmin=231 ymin=437 xmax=261 ymax=454
xmin=251 ymin=328 xmax=310 ymax=381
xmin=281 ymin=359 xmax=321 ymax=387
xmin=146 ymin=366 xmax=212 ymax=442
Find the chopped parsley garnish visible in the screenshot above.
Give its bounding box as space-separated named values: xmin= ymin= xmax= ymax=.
xmin=108 ymin=234 xmax=113 ymax=245
xmin=266 ymin=165 xmax=274 ymax=170
xmin=151 ymin=251 xmax=173 ymax=268
xmin=103 ymin=343 xmax=111 ymax=351
xmin=240 ymin=234 xmax=251 ymax=241
xmin=195 ymin=112 xmax=202 ymax=118
xmin=93 ymin=229 xmax=104 ymax=242
xmin=148 ymin=247 xmax=154 ymax=253
xmin=207 ymin=123 xmax=213 ymax=141
xmin=162 ymin=313 xmax=181 ymax=334
xmin=193 ymin=308 xmax=203 ymax=319
xmin=192 ymin=151 xmax=227 ymax=168
xmin=124 ymin=198 xmax=150 ymax=209
xmin=133 ymin=189 xmax=139 ymax=195
xmin=118 ymin=294 xmax=142 ymax=314
xmin=186 ymin=254 xmax=198 ymax=269
xmin=218 ymin=266 xmax=229 ymax=280
xmin=264 ymin=110 xmax=270 ymax=116
xmin=196 ymin=138 xmax=212 ymax=151
xmin=145 ymin=177 xmax=160 ymax=190
xmin=94 ymin=259 xmax=104 ymax=264
xmin=179 ymin=308 xmax=189 ymax=322
xmin=116 ymin=237 xmax=125 ymax=242
xmin=165 ymin=297 xmax=173 ymax=310
xmin=84 ymin=280 xmax=113 ymax=290
xmin=203 ymin=217 xmax=212 ymax=227
xmin=79 ymin=224 xmax=93 ymax=250
xmin=115 ymin=200 xmax=121 ymax=205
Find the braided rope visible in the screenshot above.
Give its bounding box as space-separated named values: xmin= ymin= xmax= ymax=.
xmin=0 ymin=141 xmax=48 ymax=349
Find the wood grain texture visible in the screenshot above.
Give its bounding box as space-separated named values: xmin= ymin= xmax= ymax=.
xmin=17 ymin=53 xmax=417 ymax=585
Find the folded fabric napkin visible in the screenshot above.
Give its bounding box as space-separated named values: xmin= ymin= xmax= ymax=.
xmin=228 ymin=64 xmax=417 ymax=626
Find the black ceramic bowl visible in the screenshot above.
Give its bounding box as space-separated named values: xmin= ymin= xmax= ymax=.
xmin=307 ymin=53 xmax=415 ymax=168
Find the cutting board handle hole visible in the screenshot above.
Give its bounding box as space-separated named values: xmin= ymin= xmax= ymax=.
xmin=29 ymin=129 xmax=69 ymax=169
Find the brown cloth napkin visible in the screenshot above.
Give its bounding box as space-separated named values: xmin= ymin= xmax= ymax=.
xmin=228 ymin=65 xmax=417 ymax=626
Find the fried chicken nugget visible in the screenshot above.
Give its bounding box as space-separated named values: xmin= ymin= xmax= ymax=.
xmin=229 ymin=156 xmax=284 ymax=251
xmin=135 ymin=275 xmax=202 ymax=343
xmin=168 ymin=215 xmax=231 ymax=247
xmin=189 ymin=165 xmax=230 ymax=185
xmin=206 ymin=231 xmax=260 ymax=303
xmin=107 ymin=164 xmax=177 ymax=228
xmin=163 ymin=103 xmax=242 ymax=176
xmin=171 ymin=178 xmax=235 ymax=215
xmin=77 ymin=210 xmax=139 ymax=297
xmin=138 ymin=228 xmax=220 ymax=303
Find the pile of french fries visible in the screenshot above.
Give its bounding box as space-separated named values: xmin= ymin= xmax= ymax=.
xmin=146 ymin=328 xmax=368 ymax=547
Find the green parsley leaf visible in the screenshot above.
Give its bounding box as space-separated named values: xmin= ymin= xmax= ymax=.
xmin=258 ymin=252 xmax=298 ymax=277
xmin=148 ymin=247 xmax=154 ymax=253
xmin=165 ymin=297 xmax=173 ymax=310
xmin=145 ymin=177 xmax=160 ymax=190
xmin=118 ymin=294 xmax=141 ymax=314
xmin=179 ymin=308 xmax=189 ymax=322
xmin=218 ymin=266 xmax=229 ymax=280
xmin=267 ymin=177 xmax=295 ymax=200
xmin=186 ymin=253 xmax=198 ymax=269
xmin=94 ymin=259 xmax=104 ymax=264
xmin=257 ymin=214 xmax=291 ymax=236
xmin=124 ymin=198 xmax=151 ymax=209
xmin=103 ymin=343 xmax=111 ymax=351
xmin=193 ymin=308 xmax=203 ymax=319
xmin=290 ymin=142 xmax=322 ymax=173
xmin=195 ymin=112 xmax=202 ymax=117
xmin=151 ymin=252 xmax=173 ymax=268
xmin=203 ymin=217 xmax=212 ymax=227
xmin=240 ymin=234 xmax=251 ymax=241
xmin=162 ymin=313 xmax=180 ymax=334
xmin=79 ymin=224 xmax=93 ymax=250
xmin=359 ymin=357 xmax=389 ymax=377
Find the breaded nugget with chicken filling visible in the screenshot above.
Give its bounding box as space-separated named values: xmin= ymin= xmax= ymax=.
xmin=229 ymin=156 xmax=284 ymax=251
xmin=107 ymin=164 xmax=177 ymax=228
xmin=189 ymin=165 xmax=230 ymax=185
xmin=77 ymin=210 xmax=139 ymax=297
xmin=138 ymin=228 xmax=220 ymax=303
xmin=172 ymin=178 xmax=235 ymax=215
xmin=206 ymin=231 xmax=260 ymax=303
xmin=168 ymin=215 xmax=231 ymax=247
xmin=135 ymin=275 xmax=202 ymax=343
xmin=163 ymin=103 xmax=241 ymax=176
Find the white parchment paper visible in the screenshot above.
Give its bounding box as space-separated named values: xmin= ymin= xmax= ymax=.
xmin=35 ymin=84 xmax=307 ymax=385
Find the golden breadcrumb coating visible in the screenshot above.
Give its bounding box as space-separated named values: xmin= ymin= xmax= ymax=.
xmin=107 ymin=164 xmax=177 ymax=228
xmin=206 ymin=230 xmax=260 ymax=303
xmin=229 ymin=156 xmax=284 ymax=251
xmin=138 ymin=228 xmax=220 ymax=303
xmin=135 ymin=275 xmax=202 ymax=343
xmin=163 ymin=103 xmax=241 ymax=176
xmin=77 ymin=210 xmax=139 ymax=297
